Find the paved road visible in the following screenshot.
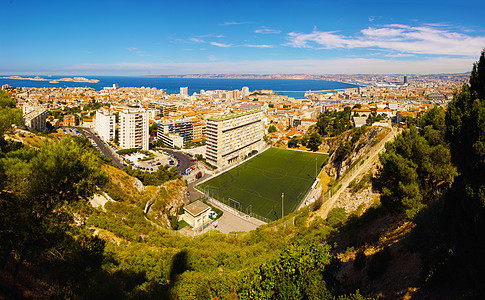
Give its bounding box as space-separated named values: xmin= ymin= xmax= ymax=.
xmin=79 ymin=127 xmax=124 ymax=168
xmin=186 ymin=173 xmax=210 ymax=202
xmin=157 ymin=148 xmax=194 ymax=175
xmin=210 ymin=209 xmax=265 ymax=234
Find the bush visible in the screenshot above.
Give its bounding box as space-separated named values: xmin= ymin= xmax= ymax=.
xmin=325 ymin=207 xmax=347 ymax=228
xmin=116 ymin=148 xmax=138 ymax=155
xmin=311 ymin=196 xmax=324 ymax=212
xmin=169 ymin=215 xmax=178 ymax=230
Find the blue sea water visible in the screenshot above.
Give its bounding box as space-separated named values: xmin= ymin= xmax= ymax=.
xmin=0 ymin=76 xmax=358 ymax=99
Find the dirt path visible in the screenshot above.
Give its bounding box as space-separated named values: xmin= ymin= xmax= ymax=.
xmin=316 ymin=126 xmax=399 ymax=219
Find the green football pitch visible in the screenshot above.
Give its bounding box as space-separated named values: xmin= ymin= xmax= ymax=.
xmin=197 ymin=148 xmax=328 ymax=221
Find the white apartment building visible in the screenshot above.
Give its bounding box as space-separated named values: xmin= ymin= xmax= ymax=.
xmin=94 ymin=108 xmax=115 ymax=142
xmin=159 ymin=133 xmax=184 ymax=149
xmin=180 ymin=87 xmax=189 ymax=97
xmin=119 ymin=108 xmax=149 ymax=150
xmin=205 ymin=109 xmax=264 ymax=168
xmin=24 ymin=109 xmax=47 ymax=132
xmin=241 ymin=86 xmax=250 ymax=98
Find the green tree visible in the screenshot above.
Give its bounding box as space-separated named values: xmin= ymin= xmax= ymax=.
xmin=374 ymin=124 xmax=455 ymax=218
xmin=0 ymin=136 xmax=107 ymax=278
xmin=268 ymin=124 xmax=277 ymax=133
xmin=316 ymin=107 xmax=352 ymax=137
xmin=300 ymin=134 xmax=309 ymax=146
xmin=287 ymin=137 xmax=299 ymax=148
xmin=153 ymin=138 xmax=165 ymax=147
xmin=440 ymin=49 xmax=485 ymax=290
xmin=149 ymin=122 xmax=158 ymax=136
xmin=307 ymin=132 xmax=322 ymax=151
xmin=239 ymin=243 xmax=333 ymax=299
xmin=0 ymin=91 xmax=23 ymax=142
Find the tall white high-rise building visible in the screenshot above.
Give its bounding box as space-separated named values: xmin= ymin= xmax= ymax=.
xmin=94 ymin=108 xmax=115 ymax=142
xmin=206 ymin=109 xmax=264 ymax=168
xmin=180 ymin=86 xmax=189 ymax=97
xmin=119 ymin=108 xmax=149 ymax=150
xmin=241 ymin=86 xmax=250 ymax=97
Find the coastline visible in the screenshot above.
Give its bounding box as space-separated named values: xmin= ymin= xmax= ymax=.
xmin=1 ymin=75 xmax=99 ymax=83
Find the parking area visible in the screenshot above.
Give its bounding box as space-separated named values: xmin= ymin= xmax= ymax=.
xmin=62 ymin=126 xmax=83 ymax=137
xmin=121 ymin=150 xmax=171 ymax=173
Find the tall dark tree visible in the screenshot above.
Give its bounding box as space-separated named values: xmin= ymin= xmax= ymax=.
xmin=442 ymin=49 xmax=485 ymax=289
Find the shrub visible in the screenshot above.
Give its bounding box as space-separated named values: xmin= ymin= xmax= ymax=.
xmin=325 ymin=207 xmax=347 ymax=228
xmin=116 ymin=148 xmax=138 ymax=155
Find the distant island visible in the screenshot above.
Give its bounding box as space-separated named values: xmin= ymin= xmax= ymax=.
xmin=1 ymin=75 xmax=99 ymax=83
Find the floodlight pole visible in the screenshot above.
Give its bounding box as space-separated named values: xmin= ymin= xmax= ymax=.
xmin=281 ymin=193 xmax=285 ymax=219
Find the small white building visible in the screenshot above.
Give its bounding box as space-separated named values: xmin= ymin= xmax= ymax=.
xmin=352 ymin=116 xmax=368 ymax=128
xmin=180 ymin=200 xmax=211 ymax=229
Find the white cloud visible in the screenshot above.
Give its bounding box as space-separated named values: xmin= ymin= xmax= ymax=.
xmin=190 ymin=37 xmax=205 ymax=43
xmin=368 ymin=16 xmax=375 ymax=22
xmin=208 ymin=55 xmax=217 ymax=61
xmin=126 ymin=47 xmax=138 ymax=51
xmin=244 ymin=44 xmax=274 ymax=48
xmin=197 ymin=33 xmax=224 ymax=38
xmin=210 ymin=42 xmax=233 ymax=48
xmin=384 ymin=53 xmax=415 ymax=58
xmin=286 ymin=24 xmax=485 ymax=56
xmin=219 ymin=21 xmax=249 ymax=26
xmin=254 ymin=26 xmax=281 ymax=34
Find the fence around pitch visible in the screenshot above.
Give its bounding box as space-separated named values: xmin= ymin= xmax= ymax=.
xmin=199 ymin=186 xmax=272 ymax=223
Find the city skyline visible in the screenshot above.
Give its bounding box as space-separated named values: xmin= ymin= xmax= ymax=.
xmin=1 ymin=0 xmax=485 ymax=75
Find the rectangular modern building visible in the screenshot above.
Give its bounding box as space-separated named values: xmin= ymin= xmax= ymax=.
xmin=119 ymin=108 xmax=149 ymax=150
xmin=160 ymin=103 xmax=177 ymax=116
xmin=94 ymin=108 xmax=115 ymax=142
xmin=159 ymin=133 xmax=184 ymax=149
xmin=24 ymin=109 xmax=47 ymax=132
xmin=205 ymin=109 xmax=264 ymax=168
xmin=157 ymin=118 xmax=194 ymax=145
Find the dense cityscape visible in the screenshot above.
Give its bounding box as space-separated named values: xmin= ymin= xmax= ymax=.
xmin=5 ymin=72 xmax=466 ymax=153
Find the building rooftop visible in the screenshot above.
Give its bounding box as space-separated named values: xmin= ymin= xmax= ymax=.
xmin=184 ymin=200 xmax=210 ymax=217
xmin=208 ymin=109 xmax=260 ymax=121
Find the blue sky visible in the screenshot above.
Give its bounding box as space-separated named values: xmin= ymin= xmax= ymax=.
xmin=1 ymin=0 xmax=485 ymax=75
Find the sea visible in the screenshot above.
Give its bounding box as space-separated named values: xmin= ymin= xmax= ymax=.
xmin=0 ymin=76 xmax=358 ymax=99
